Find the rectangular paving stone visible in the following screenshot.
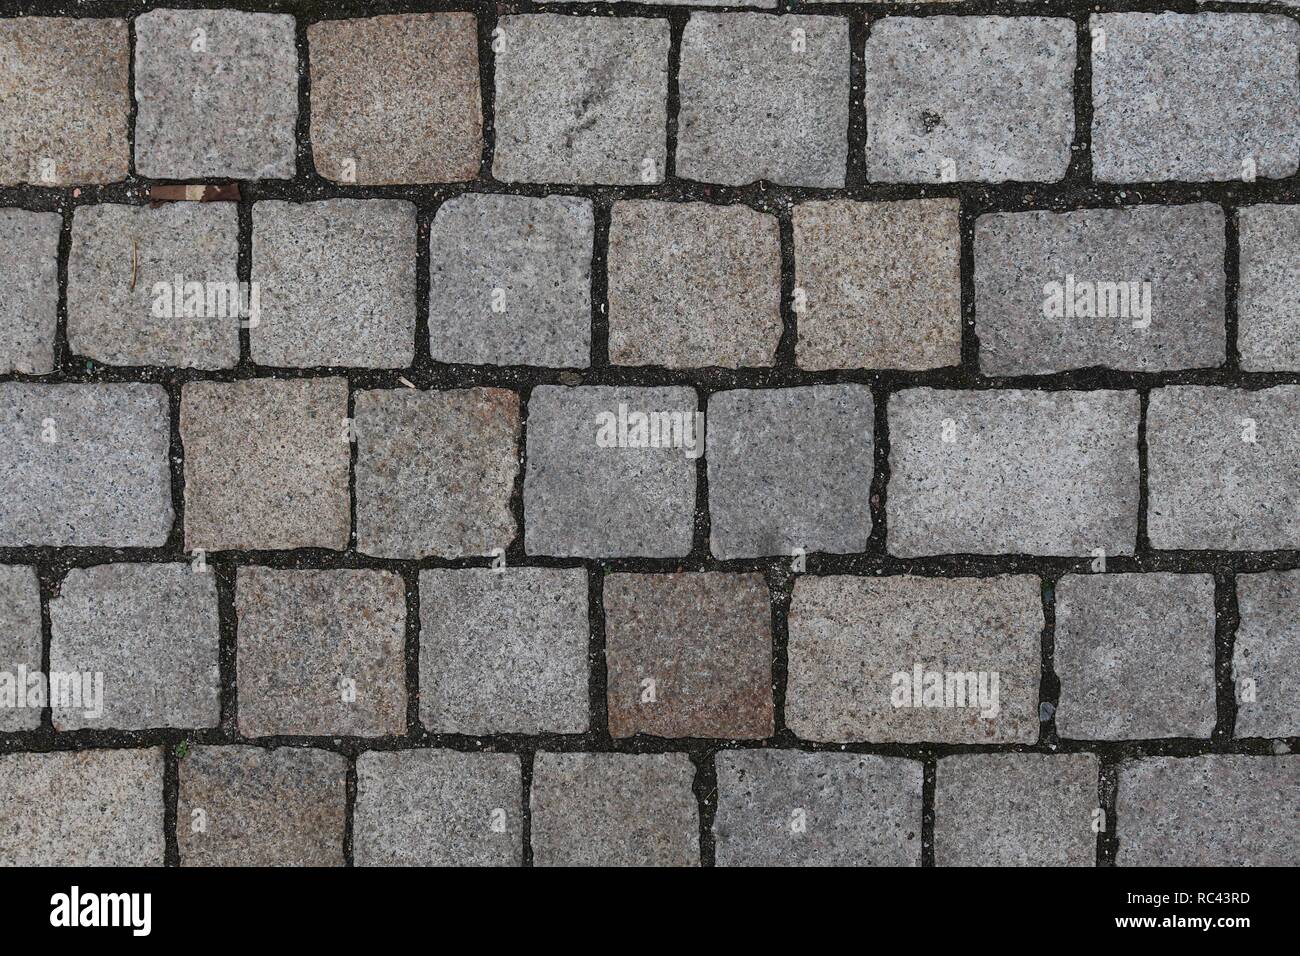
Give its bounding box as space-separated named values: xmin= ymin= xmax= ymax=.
xmin=787 ymin=575 xmax=1043 ymax=744
xmin=604 ymin=572 xmax=773 ymax=739
xmin=0 ymin=383 xmax=173 ymax=547
xmin=524 ymin=386 xmax=697 ymax=558
xmin=1234 ymin=571 xmax=1300 ymax=739
xmin=974 ymin=205 xmax=1226 ymax=374
xmin=1117 ymin=755 xmax=1299 ymax=866
xmin=708 ymin=385 xmax=873 ymax=559
xmin=1239 ymin=204 xmax=1300 ymax=371
xmin=420 ymin=568 xmax=588 ymax=735
xmin=608 ymin=201 xmax=781 ymax=369
xmin=178 ymin=745 xmax=347 ymax=867
xmin=49 ymin=563 xmax=220 ymax=731
xmin=1147 ymin=385 xmax=1300 ymax=551
xmin=1054 ymin=574 xmax=1216 ymax=740
xmin=530 ymin=752 xmax=699 ymax=867
xmin=794 ymin=199 xmax=961 ymax=371
xmin=236 ymin=568 xmax=406 ymax=737
xmin=355 ymin=750 xmax=522 ymax=867
xmin=864 ymin=17 xmax=1075 ymax=183
xmin=888 ymin=389 xmax=1140 ymax=557
xmin=0 ymin=209 xmax=60 ymax=374
xmin=252 ymin=199 xmax=417 ymax=368
xmin=0 ymin=565 xmax=42 ymax=732
xmin=934 ymin=754 xmax=1099 ymax=866
xmin=0 ymin=18 xmax=129 ymax=185
xmin=677 ymin=14 xmax=849 ymax=188
xmin=0 ymin=749 xmax=164 ymax=866
xmin=309 ymin=13 xmax=481 ymax=184
xmin=181 ymin=378 xmax=350 ymax=552
xmin=714 ymin=751 xmax=922 ymax=867
xmin=493 ymin=15 xmax=669 ymax=185
xmin=134 ymin=9 xmax=298 ymax=179
xmin=68 ymin=203 xmax=241 ymax=369
xmin=428 ymin=194 xmax=592 ymax=368
xmin=1091 ymin=14 xmax=1300 ymax=182
xmin=355 ymin=388 xmax=519 ymax=559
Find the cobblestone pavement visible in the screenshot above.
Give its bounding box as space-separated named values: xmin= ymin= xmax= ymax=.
xmin=0 ymin=0 xmax=1297 ymax=868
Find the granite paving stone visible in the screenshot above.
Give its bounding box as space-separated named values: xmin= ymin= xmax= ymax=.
xmin=0 ymin=209 xmax=60 ymax=374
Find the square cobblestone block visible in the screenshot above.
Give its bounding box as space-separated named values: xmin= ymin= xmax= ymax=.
xmin=1091 ymin=14 xmax=1300 ymax=182
xmin=0 ymin=209 xmax=60 ymax=374
xmin=1239 ymin=204 xmax=1300 ymax=371
xmin=68 ymin=203 xmax=240 ymax=369
xmin=420 ymin=568 xmax=588 ymax=735
xmin=708 ymin=385 xmax=873 ymax=559
xmin=608 ymin=201 xmax=781 ymax=369
xmin=714 ymin=751 xmax=923 ymax=867
xmin=794 ymin=199 xmax=961 ymax=371
xmin=49 ymin=563 xmax=221 ymax=731
xmin=178 ymin=745 xmax=347 ymax=867
xmin=355 ymin=750 xmax=522 ymax=867
xmin=524 ymin=385 xmax=697 ymax=558
xmin=134 ymin=9 xmax=297 ymax=179
xmin=864 ymin=17 xmax=1075 ymax=183
xmin=355 ymin=388 xmax=519 ymax=559
xmin=236 ymin=568 xmax=406 ymax=737
xmin=888 ymin=389 xmax=1140 ymax=557
xmin=530 ymin=752 xmax=699 ymax=867
xmin=604 ymin=572 xmax=773 ymax=739
xmin=974 ymin=204 xmax=1226 ymax=374
xmin=181 ymin=378 xmax=350 ymax=552
xmin=252 ymin=199 xmax=417 ymax=368
xmin=1234 ymin=571 xmax=1300 ymax=738
xmin=0 ymin=383 xmax=172 ymax=547
xmin=0 ymin=565 xmax=42 ymax=732
xmin=677 ymin=14 xmax=849 ymax=188
xmin=787 ymin=575 xmax=1043 ymax=743
xmin=934 ymin=754 xmax=1098 ymax=866
xmin=493 ymin=15 xmax=669 ymax=185
xmin=309 ymin=14 xmax=481 ymax=184
xmin=428 ymin=194 xmax=592 ymax=368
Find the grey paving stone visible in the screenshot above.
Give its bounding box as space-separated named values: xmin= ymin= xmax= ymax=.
xmin=934 ymin=754 xmax=1099 ymax=866
xmin=493 ymin=15 xmax=669 ymax=185
xmin=178 ymin=745 xmax=347 ymax=867
xmin=354 ymin=750 xmax=523 ymax=867
xmin=428 ymin=194 xmax=592 ymax=368
xmin=0 ymin=17 xmax=129 ymax=185
xmin=1147 ymin=385 xmax=1300 ymax=551
xmin=787 ymin=575 xmax=1043 ymax=743
xmin=0 ymin=383 xmax=173 ymax=547
xmin=793 ymin=199 xmax=961 ymax=371
xmin=309 ymin=13 xmax=481 ymax=184
xmin=974 ymin=204 xmax=1226 ymax=374
xmin=236 ymin=568 xmax=406 ymax=738
xmin=355 ymin=388 xmax=519 ymax=559
xmin=1092 ymin=14 xmax=1300 ymax=183
xmin=0 ymin=209 xmax=59 ymax=374
xmin=1055 ymin=573 xmax=1216 ymax=740
xmin=1234 ymin=571 xmax=1300 ymax=738
xmin=419 ymin=568 xmax=588 ymax=735
xmin=49 ymin=563 xmax=221 ymax=731
xmin=864 ymin=16 xmax=1075 ymax=183
xmin=524 ymin=385 xmax=697 ymax=558
xmin=68 ymin=203 xmax=241 ymax=369
xmin=888 ymin=389 xmax=1140 ymax=557
xmin=1117 ymin=755 xmax=1299 ymax=866
xmin=0 ymin=749 xmax=164 ymax=866
xmin=1239 ymin=204 xmax=1300 ymax=371
xmin=677 ymin=14 xmax=849 ymax=188
xmin=604 ymin=572 xmax=773 ymax=739
xmin=530 ymin=752 xmax=699 ymax=867
xmin=708 ymin=385 xmax=874 ymax=559
xmin=134 ymin=9 xmax=298 ymax=180
xmin=713 ymin=751 xmax=923 ymax=867
xmin=251 ymin=199 xmax=417 ymax=368
xmin=181 ymin=378 xmax=350 ymax=552
xmin=0 ymin=565 xmax=42 ymax=732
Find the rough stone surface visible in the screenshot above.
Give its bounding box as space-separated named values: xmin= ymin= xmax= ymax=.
xmin=419 ymin=568 xmax=589 ymax=735
xmin=1239 ymin=204 xmax=1300 ymax=371
xmin=0 ymin=208 xmax=59 ymax=374
xmin=603 ymin=572 xmax=773 ymax=739
xmin=1234 ymin=571 xmax=1300 ymax=739
xmin=0 ymin=565 xmax=42 ymax=732
xmin=713 ymin=751 xmax=923 ymax=867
